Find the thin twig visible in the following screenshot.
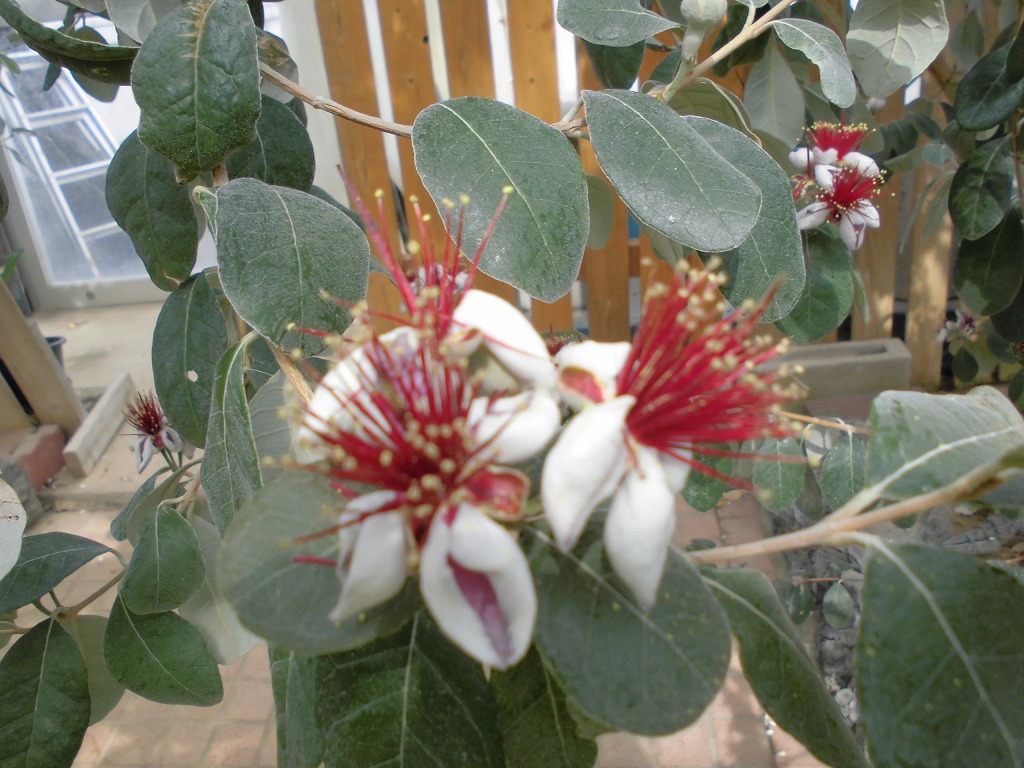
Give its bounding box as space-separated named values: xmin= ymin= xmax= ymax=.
xmin=0 ymin=625 xmax=32 ymax=635
xmin=62 ymin=569 xmax=126 ymax=620
xmin=271 ymin=345 xmax=314 ymax=405
xmin=681 ymin=0 xmax=798 ymax=89
xmin=781 ymin=411 xmax=869 ymax=435
xmin=259 ymin=63 xmax=413 ymax=139
xmin=689 ymin=461 xmax=1015 ymax=566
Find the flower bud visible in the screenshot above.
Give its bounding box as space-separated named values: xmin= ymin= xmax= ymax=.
xmin=678 ymin=0 xmax=727 ymax=33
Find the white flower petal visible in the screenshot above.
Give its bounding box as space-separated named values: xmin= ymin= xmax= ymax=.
xmin=813 ymin=164 xmax=837 ymax=191
xmin=470 ymin=390 xmax=561 ymax=464
xmin=788 ymin=147 xmax=813 ymax=170
xmin=604 ymin=446 xmax=676 ymax=611
xmin=453 ymin=289 xmax=555 ymax=388
xmin=135 ymin=436 xmax=153 ymax=473
xmin=841 ymin=151 xmax=880 ymax=178
xmin=839 ymin=215 xmax=866 ymax=251
xmin=420 ymin=503 xmax=536 ymax=669
xmin=330 ymin=503 xmax=407 ymax=624
xmin=555 ymin=340 xmax=631 ymax=409
xmin=659 ymin=450 xmax=692 ymax=494
xmin=795 ymin=201 xmax=831 ymax=231
xmin=541 ymin=396 xmax=634 ymax=552
xmin=811 ymin=147 xmax=840 ymax=167
xmin=161 ymin=427 xmax=184 ymax=453
xmin=857 ymin=201 xmax=881 ymax=228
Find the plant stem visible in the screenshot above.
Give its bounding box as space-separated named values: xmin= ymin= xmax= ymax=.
xmin=780 ymin=410 xmax=869 ymax=435
xmin=0 ymin=624 xmax=32 ymax=635
xmin=61 ymin=569 xmax=126 ymax=620
xmin=688 ymin=460 xmax=1014 ymax=566
xmin=680 ymin=0 xmax=797 ymax=89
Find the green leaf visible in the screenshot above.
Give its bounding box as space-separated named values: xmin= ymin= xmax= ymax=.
xmin=687 ymin=116 xmax=804 ymax=322
xmin=0 ymin=533 xmax=110 ymax=615
xmin=992 ymin=280 xmax=1024 ymax=344
xmin=822 ymin=581 xmax=855 ymax=629
xmin=109 ymin=463 xmax=196 ymax=543
xmin=315 ymin=612 xmax=505 ymax=768
xmin=866 ymin=387 xmax=1024 ymax=502
xmin=949 ymin=8 xmax=985 ymax=72
xmin=0 ymin=620 xmax=90 ymax=768
xmin=526 ymin=527 xmax=730 ymax=735
xmin=847 ymin=0 xmax=949 ymax=98
xmin=743 ymin=43 xmax=805 ymax=147
xmin=214 ymin=179 xmax=369 ymax=353
xmin=683 ymin=453 xmax=734 ymax=513
xmin=949 ymin=138 xmax=1015 ymax=241
xmin=120 ymin=506 xmax=206 ymax=614
xmin=202 ymin=335 xmax=263 ymax=534
xmin=106 ymin=130 xmax=199 ymax=291
xmin=711 ymin=4 xmax=771 ymax=75
xmin=491 ymin=648 xmax=598 ymax=768
xmin=257 ymin=29 xmax=299 ymax=103
xmin=775 ymin=228 xmax=855 ymax=343
xmin=665 ymin=78 xmax=755 ymax=138
xmin=270 ymin=646 xmax=323 ymax=768
xmin=582 ymin=39 xmax=645 ymax=89
xmin=0 ymin=0 xmax=135 ymax=85
xmin=178 ymin=518 xmax=258 ymax=664
xmin=775 ymin=579 xmax=813 ymax=625
xmin=954 ymin=211 xmax=1024 ymax=316
xmin=413 ymin=97 xmax=589 ymax=301
xmin=859 ymin=541 xmax=1024 ymax=768
xmin=248 ymin=370 xmax=292 ymax=483
xmin=954 ymin=45 xmax=1024 ymax=132
xmin=65 ymin=615 xmax=126 ymax=725
xmin=819 ymin=435 xmax=867 ymax=509
xmin=103 ymin=594 xmax=223 ymax=705
xmin=152 ymin=273 xmax=229 ymax=447
xmin=771 ymin=19 xmax=856 ymax=108
xmin=132 ymin=0 xmax=261 ymax=180
xmin=219 ymin=472 xmax=420 ymax=655
xmin=583 ymin=89 xmax=761 ymax=253
xmin=703 ymin=569 xmax=868 ymax=768
xmin=106 ymin=0 xmax=184 ymax=42
xmin=555 ymin=0 xmax=676 ymax=46
xmin=753 ymin=437 xmax=805 ymax=513
xmin=585 ymin=174 xmax=615 ymax=250
xmin=226 ymin=95 xmax=314 ymax=190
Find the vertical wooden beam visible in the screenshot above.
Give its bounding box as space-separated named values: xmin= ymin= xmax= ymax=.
xmin=0 ymin=374 xmax=32 ymax=432
xmin=441 ymin=0 xmax=518 ymax=304
xmin=0 ymin=282 xmax=83 ymax=436
xmin=851 ymin=93 xmax=905 ymax=340
xmin=506 ymin=0 xmax=575 ymax=332
xmin=577 ymin=44 xmax=631 ymax=341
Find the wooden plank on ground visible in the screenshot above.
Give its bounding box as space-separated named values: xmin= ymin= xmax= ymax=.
xmin=577 ymin=42 xmax=631 ymax=341
xmin=63 ymin=372 xmax=135 ymax=478
xmin=0 ymin=374 xmax=31 ymax=432
xmin=507 ymin=0 xmax=575 ymax=332
xmin=0 ymin=282 xmax=83 ymax=436
xmin=851 ymin=92 xmax=904 ymax=340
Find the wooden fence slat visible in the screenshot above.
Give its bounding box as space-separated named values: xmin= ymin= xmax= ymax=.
xmin=442 ymin=0 xmax=519 ymax=304
xmin=851 ymin=92 xmax=905 ymax=340
xmin=506 ymin=0 xmax=575 ymax=332
xmin=0 ymin=373 xmax=32 ymax=432
xmin=577 ymin=44 xmax=631 ymax=341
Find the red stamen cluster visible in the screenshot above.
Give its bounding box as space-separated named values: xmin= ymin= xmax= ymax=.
xmin=125 ymin=392 xmax=171 ymax=446
xmin=616 ymin=264 xmax=801 ymax=471
xmin=806 ymin=121 xmax=870 ymax=158
xmin=304 ymin=335 xmax=506 ymax=545
xmin=817 ymin=166 xmax=884 ymax=220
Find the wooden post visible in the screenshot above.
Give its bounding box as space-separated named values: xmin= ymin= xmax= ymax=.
xmin=0 ymin=281 xmax=84 ymax=436
xmin=0 ymin=374 xmax=32 ymax=432
xmin=506 ymin=0 xmax=575 ymax=332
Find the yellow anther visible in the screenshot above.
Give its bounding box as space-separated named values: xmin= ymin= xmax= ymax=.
xmin=501 ymin=184 xmax=514 ymax=195
xmin=459 ymin=194 xmax=470 ymax=205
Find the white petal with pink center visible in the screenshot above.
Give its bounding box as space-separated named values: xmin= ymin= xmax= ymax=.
xmin=134 ymin=435 xmax=154 ymax=473
xmin=452 ymin=289 xmax=555 ymax=388
xmin=555 ymin=340 xmax=631 ymax=409
xmin=788 ymin=147 xmax=813 ymax=170
xmin=603 ymin=445 xmax=677 ymax=611
xmin=420 ymin=503 xmax=536 ymax=669
xmin=541 ymin=395 xmax=635 ymax=552
xmin=795 ymin=200 xmax=831 ymax=231
xmin=329 ymin=496 xmax=408 ymax=624
xmin=840 ymin=151 xmax=880 ymax=178
xmin=469 ymin=390 xmax=561 ymax=464
xmin=838 ymin=203 xmax=880 ymax=251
